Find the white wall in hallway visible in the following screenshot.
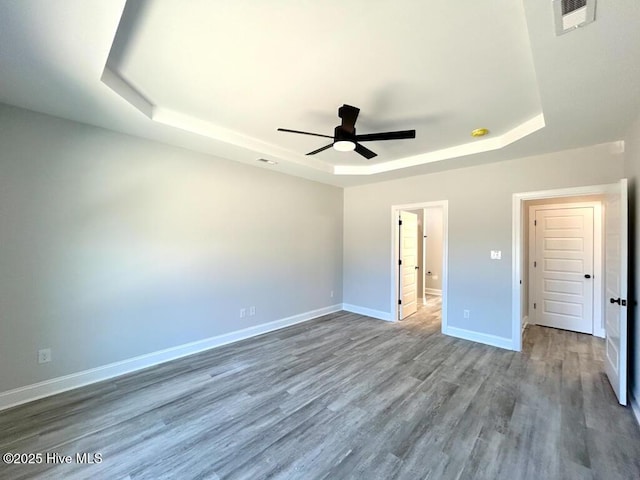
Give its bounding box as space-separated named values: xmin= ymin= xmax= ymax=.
xmin=424 ymin=207 xmax=444 ymax=293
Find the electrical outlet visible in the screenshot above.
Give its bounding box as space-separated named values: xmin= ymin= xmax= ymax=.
xmin=38 ymin=348 xmax=52 ymax=364
xmin=463 ymin=310 xmax=470 ymax=319
xmin=490 ymin=250 xmax=502 ymax=260
xmin=240 ymin=308 xmax=246 ymax=318
xmin=249 ymin=306 xmax=256 ymax=316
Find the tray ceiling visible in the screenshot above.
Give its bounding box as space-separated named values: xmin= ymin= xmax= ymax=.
xmin=0 ymin=0 xmax=639 ymax=186
xmin=102 ymin=0 xmax=544 ymax=175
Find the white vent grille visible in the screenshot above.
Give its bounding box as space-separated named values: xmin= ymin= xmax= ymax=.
xmin=553 ymin=0 xmax=596 ymax=36
xmin=562 ymin=0 xmax=587 ymax=15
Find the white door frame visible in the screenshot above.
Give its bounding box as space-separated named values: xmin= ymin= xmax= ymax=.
xmin=391 ymin=201 xmax=448 ymax=328
xmin=528 ymin=202 xmax=604 ymax=337
xmin=512 ymin=183 xmax=614 ymax=351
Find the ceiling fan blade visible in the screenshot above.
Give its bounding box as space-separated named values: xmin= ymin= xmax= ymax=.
xmin=278 ymin=128 xmax=333 ymax=139
xmin=355 ymin=130 xmax=416 ymax=142
xmin=338 ymin=104 xmax=360 ymax=133
xmin=307 ymin=143 xmax=334 ymax=155
xmin=355 ymin=143 xmax=377 ymax=159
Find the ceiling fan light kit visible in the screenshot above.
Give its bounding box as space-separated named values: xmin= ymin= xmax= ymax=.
xmin=333 ymin=141 xmax=356 ymax=152
xmin=278 ymin=104 xmax=416 ymax=160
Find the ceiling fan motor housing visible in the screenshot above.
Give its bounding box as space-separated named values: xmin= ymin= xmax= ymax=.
xmin=334 ymin=125 xmax=356 ymax=143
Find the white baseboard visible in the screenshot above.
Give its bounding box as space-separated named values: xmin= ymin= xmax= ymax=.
xmin=443 ymin=325 xmax=514 ymax=351
xmin=342 ymin=303 xmax=393 ymax=322
xmin=631 ymin=389 xmax=640 ymax=428
xmin=0 ymin=304 xmax=342 ymax=412
xmin=425 ymin=288 xmax=442 ymax=296
xmin=522 ymin=316 xmax=605 ymax=339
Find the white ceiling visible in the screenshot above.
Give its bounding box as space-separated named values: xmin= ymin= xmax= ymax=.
xmin=0 ymin=0 xmax=639 ymax=186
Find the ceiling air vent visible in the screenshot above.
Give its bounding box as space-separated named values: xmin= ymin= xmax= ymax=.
xmin=257 ymin=158 xmax=278 ymax=165
xmin=553 ymin=0 xmax=596 ymax=35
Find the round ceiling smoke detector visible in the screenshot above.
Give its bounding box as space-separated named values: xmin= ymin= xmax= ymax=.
xmin=471 ymin=128 xmax=490 ymax=137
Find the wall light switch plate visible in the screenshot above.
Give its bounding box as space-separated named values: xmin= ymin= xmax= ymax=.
xmin=490 ymin=250 xmax=502 ymax=260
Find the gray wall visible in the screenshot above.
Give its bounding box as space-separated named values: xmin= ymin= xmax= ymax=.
xmin=0 ymin=104 xmax=344 ymax=393
xmin=624 ymin=111 xmax=640 ymax=403
xmin=424 ymin=207 xmax=443 ymax=292
xmin=344 ymin=143 xmax=624 ymax=340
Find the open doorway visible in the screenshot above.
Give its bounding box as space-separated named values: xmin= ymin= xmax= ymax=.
xmin=512 ymin=181 xmax=629 ymax=405
xmin=524 ymin=196 xmax=605 ymax=337
xmin=392 ymin=201 xmax=448 ymax=332
xmin=423 ymin=205 xmax=445 ymax=301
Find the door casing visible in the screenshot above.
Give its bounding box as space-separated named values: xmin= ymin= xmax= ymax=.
xmin=512 ymin=183 xmax=622 ymax=351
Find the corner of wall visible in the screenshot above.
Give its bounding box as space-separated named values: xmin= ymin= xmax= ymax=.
xmin=342 ymin=304 xmax=393 ymax=322
xmin=631 ymin=387 xmax=640 ymax=427
xmin=442 ymin=325 xmax=514 ymax=351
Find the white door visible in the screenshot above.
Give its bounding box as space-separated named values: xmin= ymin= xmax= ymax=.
xmin=533 ymin=207 xmax=594 ymax=333
xmin=400 ymin=211 xmax=418 ymax=319
xmin=604 ymin=179 xmax=628 ymax=405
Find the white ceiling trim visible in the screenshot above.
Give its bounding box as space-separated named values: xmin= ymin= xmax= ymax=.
xmin=101 ymin=66 xmax=154 ymax=118
xmin=102 ymin=65 xmax=332 ymax=173
xmin=334 ymin=114 xmax=546 ymax=175
xmin=152 ymin=107 xmax=334 ymax=173
xmin=103 ymin=64 xmax=546 ymax=176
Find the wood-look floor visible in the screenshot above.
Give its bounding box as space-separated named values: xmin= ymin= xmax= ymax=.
xmin=1 ymin=296 xmax=639 ymax=480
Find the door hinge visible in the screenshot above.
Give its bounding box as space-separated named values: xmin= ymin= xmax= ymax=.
xmin=399 ymin=219 xmax=403 ymax=226
xmin=534 ymin=219 xmax=537 ymax=226
xmin=534 ymin=303 xmax=537 ymax=309
xmin=398 ymin=299 xmax=402 ymax=305
xmin=399 ymin=259 xmax=402 ymax=265
xmin=534 ymin=261 xmax=537 ymax=268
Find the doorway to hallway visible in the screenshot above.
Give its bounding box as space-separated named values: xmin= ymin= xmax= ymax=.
xmin=392 ymin=201 xmax=448 ymax=332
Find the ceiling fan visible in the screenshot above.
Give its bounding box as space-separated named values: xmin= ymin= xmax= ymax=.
xmin=278 ymin=104 xmax=416 ymax=159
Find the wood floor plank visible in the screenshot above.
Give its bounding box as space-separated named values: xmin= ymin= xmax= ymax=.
xmin=2 ymin=296 xmax=639 ymax=479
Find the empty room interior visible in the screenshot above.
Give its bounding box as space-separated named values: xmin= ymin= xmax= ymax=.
xmin=2 ymin=1 xmax=640 ymax=479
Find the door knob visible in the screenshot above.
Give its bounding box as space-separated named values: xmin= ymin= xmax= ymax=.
xmin=415 ymin=266 xmax=419 ymax=270
xmin=611 ymin=298 xmax=628 ymax=306
xmin=584 ymin=274 xmax=591 ymax=279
